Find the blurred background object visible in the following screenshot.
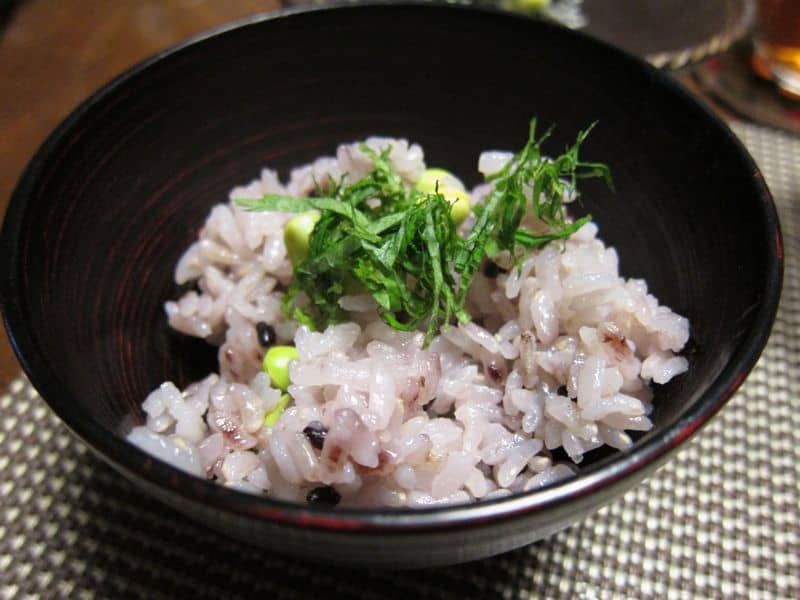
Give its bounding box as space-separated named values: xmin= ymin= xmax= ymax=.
xmin=540 ymin=0 xmax=755 ymax=69
xmin=284 ymin=0 xmax=755 ymax=69
xmin=692 ymin=0 xmax=800 ymax=134
xmin=751 ymin=0 xmax=800 ymax=98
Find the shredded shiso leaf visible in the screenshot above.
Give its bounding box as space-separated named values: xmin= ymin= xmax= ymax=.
xmin=237 ymin=119 xmax=613 ymax=344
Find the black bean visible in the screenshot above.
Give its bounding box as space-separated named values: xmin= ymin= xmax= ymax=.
xmin=302 ymin=421 xmax=328 ymax=450
xmin=556 ymin=385 xmax=568 ymax=397
xmin=255 ymin=321 xmax=276 ymax=348
xmin=482 ymin=260 xmax=505 ymax=278
xmin=306 ymin=486 xmax=341 ymax=507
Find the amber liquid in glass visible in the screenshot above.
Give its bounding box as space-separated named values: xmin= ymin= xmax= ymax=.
xmin=753 ymin=0 xmax=800 ymax=98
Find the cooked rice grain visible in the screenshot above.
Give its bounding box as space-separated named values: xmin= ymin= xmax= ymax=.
xmin=128 ymin=137 xmax=689 ymax=507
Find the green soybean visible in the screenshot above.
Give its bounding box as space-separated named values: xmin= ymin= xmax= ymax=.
xmin=414 ymin=167 xmax=466 ymax=194
xmin=414 ymin=168 xmax=470 ymax=225
xmin=284 ymin=211 xmax=321 ymax=265
xmin=264 ymin=393 xmax=291 ymax=427
xmin=262 ymin=345 xmax=299 ymax=391
xmin=441 ymin=186 xmax=470 ymax=225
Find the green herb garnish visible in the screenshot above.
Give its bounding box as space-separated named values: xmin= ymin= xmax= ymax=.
xmin=237 ymin=119 xmax=612 ymax=344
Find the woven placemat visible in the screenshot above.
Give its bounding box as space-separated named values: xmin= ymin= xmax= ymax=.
xmin=1 ymin=121 xmax=798 ymax=599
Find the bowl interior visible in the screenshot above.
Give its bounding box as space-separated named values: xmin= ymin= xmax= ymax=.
xmin=3 ymin=5 xmax=779 ymax=509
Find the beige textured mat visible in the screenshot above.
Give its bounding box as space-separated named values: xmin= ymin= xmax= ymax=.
xmin=1 ymin=121 xmax=798 ymax=599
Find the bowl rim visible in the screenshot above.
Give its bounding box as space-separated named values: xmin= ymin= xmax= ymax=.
xmin=0 ymin=2 xmax=784 ymax=533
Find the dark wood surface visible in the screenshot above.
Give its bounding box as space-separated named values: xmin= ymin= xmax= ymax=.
xmin=0 ymin=0 xmax=279 ymax=387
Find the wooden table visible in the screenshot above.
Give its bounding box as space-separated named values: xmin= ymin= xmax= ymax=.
xmin=0 ymin=0 xmax=280 ymax=387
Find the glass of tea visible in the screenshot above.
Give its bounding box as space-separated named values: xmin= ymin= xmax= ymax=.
xmin=752 ymin=0 xmax=800 ymax=99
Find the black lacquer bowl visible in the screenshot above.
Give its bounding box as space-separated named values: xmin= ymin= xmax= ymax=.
xmin=0 ymin=4 xmax=783 ymax=567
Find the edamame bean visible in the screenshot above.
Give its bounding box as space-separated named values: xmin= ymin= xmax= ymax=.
xmin=513 ymin=0 xmax=551 ymax=10
xmin=262 ymin=345 xmax=299 ymax=391
xmin=414 ymin=167 xmax=466 ymax=194
xmin=284 ymin=211 xmax=321 ymax=265
xmin=441 ymin=187 xmax=471 ymax=225
xmin=414 ymin=168 xmax=471 ymax=225
xmin=264 ymin=393 xmax=291 ymax=427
